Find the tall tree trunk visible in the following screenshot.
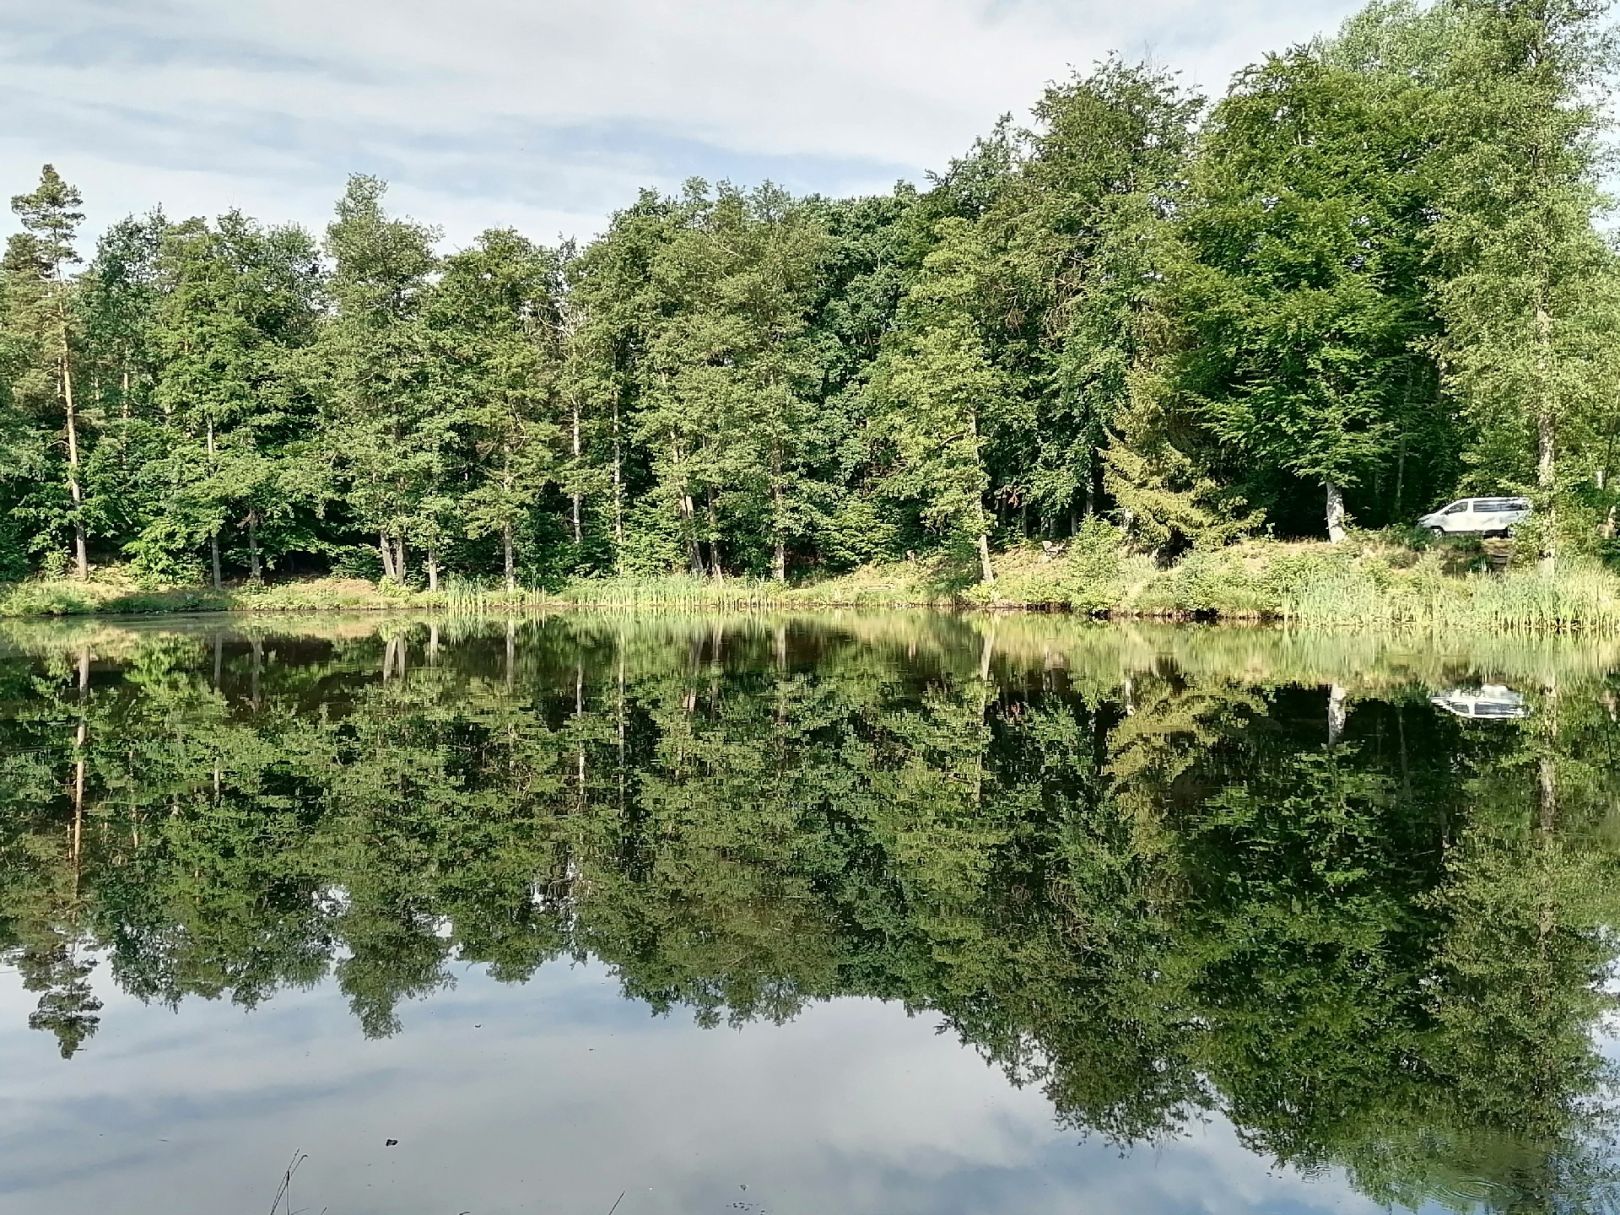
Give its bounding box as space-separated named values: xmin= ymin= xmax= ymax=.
xmin=977 ymin=529 xmax=995 ymax=585
xmin=503 ymin=522 xmax=516 ymax=594
xmin=612 ymin=394 xmax=625 ymax=574
xmin=1325 ymin=480 xmax=1347 ymax=544
xmin=426 ymin=544 xmax=439 ymax=593
xmin=616 ymin=637 xmax=627 ymax=818
xmin=771 ymin=441 xmax=786 ymax=582
xmin=967 ymin=408 xmax=995 ymax=585
xmin=206 ymin=419 xmax=222 ymax=588
xmin=1537 ymin=302 xmax=1557 ymax=572
xmin=1393 ymin=438 xmax=1406 ymax=520
xmin=394 ymin=536 xmax=407 ymax=583
xmin=671 ymin=435 xmax=703 ymax=576
xmin=72 ymin=648 xmax=88 ymax=869
xmin=502 ymin=445 xmax=516 ymax=592
xmin=707 ymin=490 xmax=724 ymax=582
xmin=1539 ymin=411 xmax=1557 ymax=571
xmin=1539 ymin=672 xmax=1558 ymax=842
xmin=246 ymin=510 xmax=261 ymax=584
xmin=683 ymin=493 xmax=703 ymax=576
xmin=1538 ymin=411 xmax=1557 ymax=570
xmin=60 ymin=314 xmax=88 ymax=581
xmin=571 ymin=395 xmax=583 ymax=547
xmin=379 ymin=530 xmax=396 ymax=580
xmin=575 ymin=662 xmax=586 ymax=805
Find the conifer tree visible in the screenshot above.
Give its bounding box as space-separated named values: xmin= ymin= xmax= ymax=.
xmin=3 ymin=166 xmax=89 ymax=577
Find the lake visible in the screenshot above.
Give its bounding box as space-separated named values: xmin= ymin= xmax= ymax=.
xmin=0 ymin=611 xmax=1617 ymax=1215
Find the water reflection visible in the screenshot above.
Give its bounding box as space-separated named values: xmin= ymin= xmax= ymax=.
xmin=1431 ymin=685 xmax=1532 ymax=720
xmin=0 ymin=612 xmax=1618 ymax=1214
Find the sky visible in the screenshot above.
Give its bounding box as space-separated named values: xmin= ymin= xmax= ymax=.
xmin=1 ymin=0 xmax=1364 ymax=253
xmin=0 ymin=956 xmax=1399 ymax=1215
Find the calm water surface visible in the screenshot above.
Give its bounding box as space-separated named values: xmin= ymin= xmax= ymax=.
xmin=1 ymin=612 xmax=1619 ymax=1214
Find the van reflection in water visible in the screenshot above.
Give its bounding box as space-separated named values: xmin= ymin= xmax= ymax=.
xmin=1430 ymin=684 xmax=1530 ymax=719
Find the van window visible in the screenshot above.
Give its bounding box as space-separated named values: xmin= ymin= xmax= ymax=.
xmin=1443 ymin=501 xmax=1468 ymax=515
xmin=1476 ymin=499 xmax=1509 ymax=511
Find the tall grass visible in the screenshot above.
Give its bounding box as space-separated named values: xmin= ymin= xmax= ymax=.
xmin=557 ymin=573 xmax=793 ymax=608
xmin=439 ymin=575 xmax=551 ymax=614
xmin=7 ymin=544 xmax=1620 ymax=631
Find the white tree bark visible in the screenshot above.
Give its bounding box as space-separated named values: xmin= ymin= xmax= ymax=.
xmin=1325 ymin=480 xmax=1347 ymax=544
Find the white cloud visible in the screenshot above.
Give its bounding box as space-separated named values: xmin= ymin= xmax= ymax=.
xmin=0 ymin=0 xmax=1365 ymax=248
xmin=0 ymin=960 xmax=1386 ymax=1215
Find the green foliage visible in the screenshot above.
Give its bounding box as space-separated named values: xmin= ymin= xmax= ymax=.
xmin=426 ymin=227 xmax=565 ymax=586
xmin=0 ymin=0 xmax=1617 ymax=587
xmin=1178 ymin=48 xmax=1440 ymax=535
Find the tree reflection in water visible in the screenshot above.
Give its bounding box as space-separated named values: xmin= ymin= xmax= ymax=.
xmin=1 ymin=613 xmax=1618 ymax=1212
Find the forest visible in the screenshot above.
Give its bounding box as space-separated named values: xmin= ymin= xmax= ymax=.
xmin=1 ymin=614 xmax=1617 ymax=1210
xmin=2 ymin=0 xmax=1619 ymax=593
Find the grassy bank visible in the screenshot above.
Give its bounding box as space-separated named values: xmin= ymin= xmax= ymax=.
xmin=0 ymin=571 xmax=562 ymax=619
xmin=976 ymin=535 xmax=1620 ymax=632
xmin=0 ymin=574 xmax=433 ymax=618
xmin=555 ymin=536 xmax=1620 ymax=631
xmin=6 ymin=535 xmax=1620 ymax=630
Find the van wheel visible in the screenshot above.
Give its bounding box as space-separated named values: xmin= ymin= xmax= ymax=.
xmin=1427 ymin=527 xmax=1444 ymax=537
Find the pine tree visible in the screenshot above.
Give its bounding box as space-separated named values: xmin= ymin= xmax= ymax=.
xmin=4 ymin=166 xmax=89 ymax=577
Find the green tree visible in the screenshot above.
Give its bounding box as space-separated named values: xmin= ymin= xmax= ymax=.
xmin=427 ymin=228 xmax=565 ymax=590
xmin=145 ymin=212 xmax=324 ymax=584
xmin=1430 ymin=0 xmax=1618 ymax=566
xmin=1177 ymin=49 xmax=1439 ymax=541
xmin=3 ymin=166 xmax=89 ymax=577
xmin=870 ymin=218 xmax=1015 ymax=583
xmin=321 ymin=175 xmax=439 ymax=582
xmin=999 ymin=60 xmax=1203 ymax=532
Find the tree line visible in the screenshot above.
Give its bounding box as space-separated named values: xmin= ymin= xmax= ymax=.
xmin=2 ymin=614 xmax=1617 ymax=1208
xmin=3 ymin=0 xmax=1618 ymax=588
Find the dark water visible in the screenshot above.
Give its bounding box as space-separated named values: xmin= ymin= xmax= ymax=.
xmin=2 ymin=612 xmax=1619 ymax=1215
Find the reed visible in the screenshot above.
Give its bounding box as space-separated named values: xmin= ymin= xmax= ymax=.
xmin=439 ymin=575 xmax=550 ymax=613
xmin=558 ymin=573 xmax=793 ymax=608
xmin=8 ymin=545 xmax=1620 ymax=632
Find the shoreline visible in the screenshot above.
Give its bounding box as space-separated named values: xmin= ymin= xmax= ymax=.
xmin=4 ymin=536 xmax=1620 ymax=632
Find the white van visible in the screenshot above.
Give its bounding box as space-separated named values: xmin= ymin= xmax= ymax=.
xmin=1417 ymin=496 xmax=1531 ymax=537
xmin=1430 ymin=686 xmax=1529 ymax=721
